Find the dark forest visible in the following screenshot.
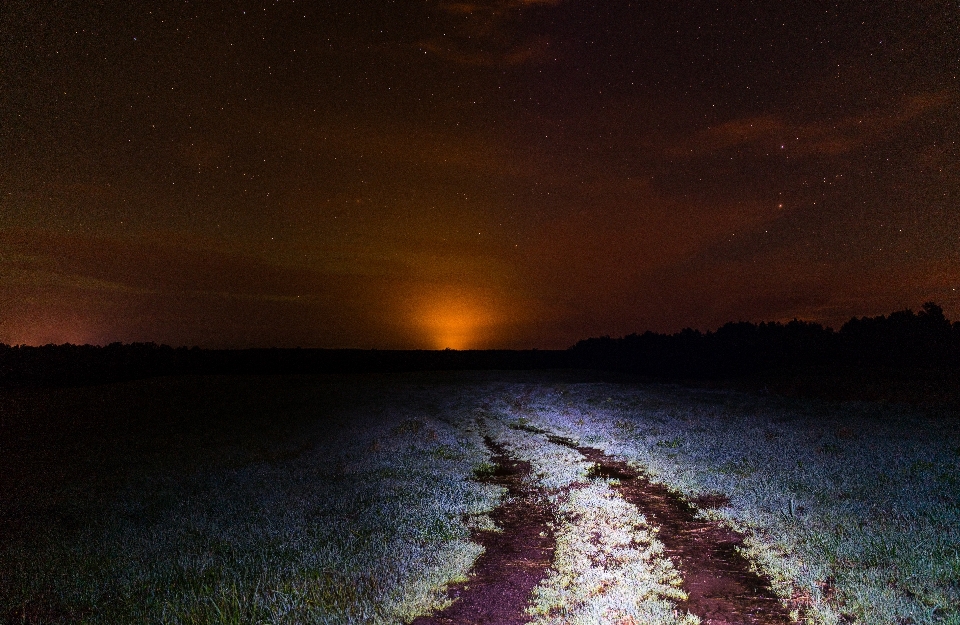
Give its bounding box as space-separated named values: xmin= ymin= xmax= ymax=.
xmin=4 ymin=302 xmax=958 ymax=405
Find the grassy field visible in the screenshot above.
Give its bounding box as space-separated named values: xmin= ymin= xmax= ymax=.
xmin=2 ymin=371 xmax=958 ymax=624
xmin=498 ymin=381 xmax=960 ymax=624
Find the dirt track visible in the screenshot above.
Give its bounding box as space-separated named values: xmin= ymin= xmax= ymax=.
xmin=552 ymin=435 xmax=794 ymax=625
xmin=417 ymin=429 xmax=796 ymax=625
xmin=411 ymin=437 xmax=556 ymax=625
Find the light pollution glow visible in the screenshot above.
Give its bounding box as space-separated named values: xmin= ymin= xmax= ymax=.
xmin=414 ymin=292 xmax=500 ymax=350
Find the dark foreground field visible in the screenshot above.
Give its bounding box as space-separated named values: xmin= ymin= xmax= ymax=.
xmin=2 ymin=371 xmax=958 ymax=624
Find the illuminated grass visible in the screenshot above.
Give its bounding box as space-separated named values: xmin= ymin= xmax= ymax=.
xmin=4 ymin=372 xmax=956 ymax=624
xmin=485 ymin=417 xmax=697 ymax=625
xmin=1 ymin=376 xmax=501 ymax=624
xmin=499 ymin=382 xmax=960 ymax=625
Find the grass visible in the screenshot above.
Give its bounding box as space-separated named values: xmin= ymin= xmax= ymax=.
xmin=1 ymin=374 xmax=500 ymax=624
xmin=486 ymin=417 xmax=696 ymax=625
xmin=2 ymin=370 xmax=957 ymax=623
xmin=500 ymin=380 xmax=960 ymax=625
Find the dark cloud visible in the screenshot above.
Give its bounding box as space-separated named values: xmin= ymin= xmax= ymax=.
xmin=419 ymin=35 xmax=552 ymax=67
xmin=670 ymin=91 xmax=953 ymax=159
xmin=419 ymin=0 xmax=561 ymax=66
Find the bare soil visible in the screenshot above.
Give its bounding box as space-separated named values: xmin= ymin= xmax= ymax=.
xmin=411 ymin=436 xmax=556 ymax=625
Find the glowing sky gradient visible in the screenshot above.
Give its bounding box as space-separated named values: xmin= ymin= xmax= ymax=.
xmin=2 ymin=1 xmax=958 ymax=348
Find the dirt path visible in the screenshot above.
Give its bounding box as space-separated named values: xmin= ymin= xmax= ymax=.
xmin=411 ymin=436 xmax=555 ymax=625
xmin=548 ymin=434 xmax=795 ymax=625
xmin=415 ymin=425 xmax=795 ymax=625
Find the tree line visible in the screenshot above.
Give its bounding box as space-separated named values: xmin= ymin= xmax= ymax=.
xmin=0 ymin=344 xmax=565 ymax=387
xmin=0 ymin=302 xmax=957 ymax=389
xmin=569 ymin=302 xmax=959 ymax=378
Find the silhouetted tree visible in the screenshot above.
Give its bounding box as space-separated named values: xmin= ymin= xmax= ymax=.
xmin=571 ymin=303 xmax=956 ymax=379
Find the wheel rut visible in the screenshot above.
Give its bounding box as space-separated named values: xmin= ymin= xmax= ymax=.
xmin=547 ymin=434 xmax=796 ymax=625
xmin=411 ymin=436 xmax=555 ymax=625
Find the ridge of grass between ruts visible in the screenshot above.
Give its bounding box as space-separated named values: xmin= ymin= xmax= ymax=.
xmin=483 ymin=415 xmax=699 ymax=625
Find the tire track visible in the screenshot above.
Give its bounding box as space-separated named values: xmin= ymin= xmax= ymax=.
xmin=411 ymin=436 xmax=555 ymax=625
xmin=547 ymin=434 xmax=795 ymax=625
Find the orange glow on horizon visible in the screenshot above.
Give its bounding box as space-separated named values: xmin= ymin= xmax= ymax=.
xmin=3 ymin=316 xmax=106 ymax=347
xmin=414 ymin=291 xmax=498 ymax=350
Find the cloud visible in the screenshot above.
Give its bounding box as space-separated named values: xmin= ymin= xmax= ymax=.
xmin=0 ymin=228 xmax=376 ymax=300
xmin=670 ymin=91 xmax=952 ymax=159
xmin=0 ymin=227 xmax=541 ymax=348
xmin=0 ymin=228 xmax=384 ymax=346
xmin=418 ymin=35 xmax=551 ymax=67
xmin=438 ymin=0 xmax=561 ymax=13
xmin=421 ymin=0 xmax=562 ymax=66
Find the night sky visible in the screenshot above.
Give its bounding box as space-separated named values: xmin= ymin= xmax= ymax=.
xmin=3 ymin=1 xmax=958 ymax=349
